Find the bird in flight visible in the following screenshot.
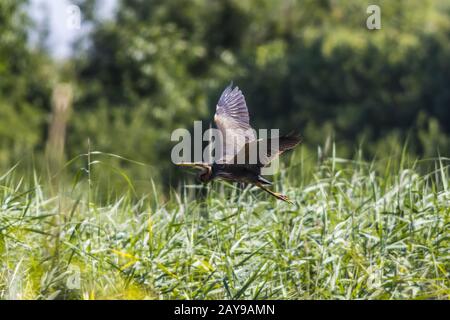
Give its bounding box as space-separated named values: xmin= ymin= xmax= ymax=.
xmin=177 ymin=83 xmax=301 ymax=203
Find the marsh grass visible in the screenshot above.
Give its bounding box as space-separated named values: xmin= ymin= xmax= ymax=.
xmin=0 ymin=147 xmax=449 ymax=299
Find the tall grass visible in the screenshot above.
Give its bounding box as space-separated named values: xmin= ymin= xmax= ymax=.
xmin=0 ymin=148 xmax=449 ymax=299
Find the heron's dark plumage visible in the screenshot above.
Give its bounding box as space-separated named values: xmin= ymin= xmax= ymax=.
xmin=177 ymin=83 xmax=302 ymax=203
xmin=216 ymin=82 xmax=250 ymax=126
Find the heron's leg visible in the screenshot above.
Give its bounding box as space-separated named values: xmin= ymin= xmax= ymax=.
xmin=256 ymin=183 xmax=293 ymax=204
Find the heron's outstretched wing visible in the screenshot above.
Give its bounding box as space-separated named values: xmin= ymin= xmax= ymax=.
xmin=214 ymin=83 xmax=256 ymax=163
xmin=230 ymin=132 xmax=302 ymax=167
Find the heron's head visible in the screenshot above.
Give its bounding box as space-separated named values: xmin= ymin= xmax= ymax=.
xmin=198 ymin=167 xmax=212 ymax=183
xmin=176 ymin=162 xmax=212 ymax=184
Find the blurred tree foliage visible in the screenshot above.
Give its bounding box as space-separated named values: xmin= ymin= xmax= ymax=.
xmin=0 ymin=0 xmax=449 ymax=194
xmin=0 ymin=0 xmax=55 ymax=167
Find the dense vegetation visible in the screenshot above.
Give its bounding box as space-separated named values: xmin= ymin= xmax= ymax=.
xmin=1 ymin=151 xmax=449 ymax=299
xmin=1 ymin=0 xmax=449 ymax=191
xmin=0 ymin=0 xmax=449 ymax=300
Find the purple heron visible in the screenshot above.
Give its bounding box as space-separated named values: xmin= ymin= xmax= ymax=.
xmin=177 ymin=83 xmax=301 ymax=203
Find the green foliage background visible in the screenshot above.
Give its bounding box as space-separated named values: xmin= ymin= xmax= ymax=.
xmin=0 ymin=0 xmax=449 ymax=194
xmin=0 ymin=0 xmax=449 ymax=301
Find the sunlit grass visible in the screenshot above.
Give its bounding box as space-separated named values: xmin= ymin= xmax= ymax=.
xmin=0 ymin=149 xmax=449 ymax=299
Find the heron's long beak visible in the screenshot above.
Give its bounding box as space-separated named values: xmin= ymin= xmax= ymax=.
xmin=175 ymin=162 xmax=210 ymax=170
